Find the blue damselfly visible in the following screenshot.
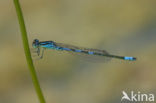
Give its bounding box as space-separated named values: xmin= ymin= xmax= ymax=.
xmin=32 ymin=39 xmax=136 ymax=61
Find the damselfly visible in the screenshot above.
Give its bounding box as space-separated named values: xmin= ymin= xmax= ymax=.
xmin=32 ymin=39 xmax=136 ymax=61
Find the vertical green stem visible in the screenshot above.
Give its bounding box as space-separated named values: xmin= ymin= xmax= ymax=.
xmin=13 ymin=0 xmax=46 ymax=103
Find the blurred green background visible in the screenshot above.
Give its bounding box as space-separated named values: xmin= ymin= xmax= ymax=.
xmin=0 ymin=0 xmax=156 ymax=103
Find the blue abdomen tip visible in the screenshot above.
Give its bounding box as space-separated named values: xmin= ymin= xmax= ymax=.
xmin=124 ymin=57 xmax=136 ymax=61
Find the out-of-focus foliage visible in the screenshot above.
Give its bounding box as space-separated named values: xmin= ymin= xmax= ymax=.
xmin=0 ymin=0 xmax=156 ymax=103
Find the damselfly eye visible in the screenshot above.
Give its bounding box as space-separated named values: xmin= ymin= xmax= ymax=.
xmin=32 ymin=39 xmax=39 ymax=48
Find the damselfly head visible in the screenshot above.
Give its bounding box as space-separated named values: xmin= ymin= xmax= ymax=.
xmin=32 ymin=39 xmax=40 ymax=48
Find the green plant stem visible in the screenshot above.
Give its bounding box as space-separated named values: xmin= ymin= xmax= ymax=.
xmin=13 ymin=0 xmax=46 ymax=103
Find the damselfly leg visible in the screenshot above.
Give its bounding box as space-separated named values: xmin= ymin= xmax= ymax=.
xmin=31 ymin=47 xmax=45 ymax=60
xmin=39 ymin=48 xmax=45 ymax=59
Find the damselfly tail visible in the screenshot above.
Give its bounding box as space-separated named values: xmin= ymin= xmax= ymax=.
xmin=105 ymin=54 xmax=136 ymax=61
